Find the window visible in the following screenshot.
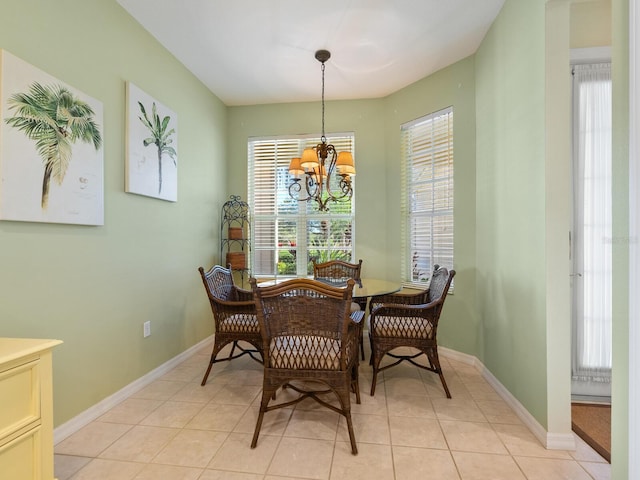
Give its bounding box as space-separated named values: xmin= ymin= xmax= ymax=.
xmin=400 ymin=107 xmax=454 ymax=288
xmin=248 ymin=134 xmax=355 ymax=277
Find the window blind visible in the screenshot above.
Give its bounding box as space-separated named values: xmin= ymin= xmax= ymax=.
xmin=248 ymin=134 xmax=355 ymax=277
xmin=400 ymin=107 xmax=454 ymax=288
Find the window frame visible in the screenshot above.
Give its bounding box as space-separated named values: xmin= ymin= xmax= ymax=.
xmin=248 ymin=133 xmax=356 ymax=278
xmin=400 ymin=107 xmax=454 ymax=290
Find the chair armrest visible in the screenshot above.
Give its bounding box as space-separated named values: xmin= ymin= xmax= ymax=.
xmin=370 ymin=289 xmax=428 ymax=307
xmin=235 ymin=287 xmax=254 ymax=302
xmin=370 ymin=299 xmax=440 ymax=318
xmin=210 ymin=296 xmax=256 ymax=311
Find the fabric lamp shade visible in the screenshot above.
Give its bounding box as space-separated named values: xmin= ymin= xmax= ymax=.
xmin=336 ymin=151 xmax=356 ymax=176
xmin=288 ymin=157 xmax=304 ymax=178
xmin=300 ymin=147 xmax=319 ymax=169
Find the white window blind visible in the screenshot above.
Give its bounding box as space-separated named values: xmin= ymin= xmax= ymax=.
xmin=248 ymin=134 xmax=355 ymax=277
xmin=400 ymin=107 xmax=454 ymax=288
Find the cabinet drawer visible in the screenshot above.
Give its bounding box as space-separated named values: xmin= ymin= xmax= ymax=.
xmin=0 ymin=359 xmax=40 ymax=439
xmin=0 ymin=425 xmax=41 ymax=480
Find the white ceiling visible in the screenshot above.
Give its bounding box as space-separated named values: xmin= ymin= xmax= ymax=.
xmin=116 ymin=0 xmax=505 ymax=106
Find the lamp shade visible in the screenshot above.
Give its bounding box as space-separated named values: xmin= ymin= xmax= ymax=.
xmin=288 ymin=157 xmax=304 ymax=178
xmin=300 ymin=147 xmax=319 ymax=169
xmin=336 ymin=151 xmax=356 ymax=176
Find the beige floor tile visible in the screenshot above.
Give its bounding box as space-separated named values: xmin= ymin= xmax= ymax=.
xmin=337 ymin=413 xmax=391 ymax=445
xmin=386 ymin=393 xmax=436 ymax=418
xmin=151 ymin=428 xmax=228 ymax=467
xmin=492 ymin=424 xmax=573 ymax=459
xmin=97 ymin=398 xmax=164 ymax=424
xmin=130 ymin=380 xmax=187 ymax=400
xmin=133 ymin=463 xmax=203 ymax=480
xmin=382 ymin=375 xmax=428 ymax=397
xmin=159 ymin=364 xmax=203 ymax=382
xmin=264 ymin=476 xmax=315 ymax=480
xmin=185 ymin=403 xmax=249 ymax=431
xmin=284 ymin=408 xmax=340 ymax=440
xmin=54 ymin=344 xmax=591 ymax=480
xmin=170 ymin=381 xmax=224 ymax=403
xmin=440 ymin=420 xmax=509 ymax=454
xmin=351 ymin=389 xmax=389 ymax=416
xmin=464 ymin=381 xmax=504 ymax=402
xmin=389 ymin=415 xmax=448 ymax=449
xmin=514 ymin=456 xmax=593 ymax=479
xmin=393 ymin=446 xmax=460 ymax=480
xmin=209 ymin=384 xmax=261 ymax=405
xmin=233 ymin=406 xmax=293 ymax=436
xmin=98 ymin=425 xmax=179 ymax=462
xmin=201 ymin=471 xmax=264 ymax=480
xmin=330 ymin=442 xmax=394 ymax=479
xmin=54 ymin=421 xmax=132 ymax=457
xmin=54 ymin=454 xmax=91 ymax=480
xmin=569 ymin=433 xmax=609 ymax=463
xmin=267 ymin=436 xmax=334 ymax=479
xmin=208 ymin=432 xmax=280 ymax=474
xmin=474 ymin=399 xmax=522 ymax=425
xmin=452 ymin=451 xmax=526 ymax=480
xmin=68 ymin=458 xmax=144 ymax=480
xmin=579 ymin=461 xmax=612 ymax=480
xmin=431 ymin=397 xmax=487 ymax=422
xmin=139 ymin=400 xmax=204 ymax=428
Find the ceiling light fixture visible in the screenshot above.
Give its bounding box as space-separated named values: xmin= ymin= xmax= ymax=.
xmin=288 ymin=50 xmax=356 ymax=212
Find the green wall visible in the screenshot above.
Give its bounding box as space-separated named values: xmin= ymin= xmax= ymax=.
xmin=474 ymin=0 xmax=548 ymax=425
xmin=0 ymin=0 xmax=227 ymax=425
xmin=611 ymin=0 xmax=630 ymax=476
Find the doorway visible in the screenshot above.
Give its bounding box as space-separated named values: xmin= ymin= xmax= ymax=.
xmin=570 ymin=54 xmax=612 ymax=403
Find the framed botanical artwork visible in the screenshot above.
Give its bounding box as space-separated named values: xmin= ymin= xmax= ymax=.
xmin=0 ymin=50 xmax=104 ymax=225
xmin=125 ymin=82 xmax=178 ymax=202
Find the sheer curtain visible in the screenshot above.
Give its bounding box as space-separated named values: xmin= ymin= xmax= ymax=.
xmin=571 ymin=63 xmax=612 ymax=396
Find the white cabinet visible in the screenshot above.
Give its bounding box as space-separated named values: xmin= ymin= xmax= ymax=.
xmin=0 ymin=338 xmax=62 ymax=480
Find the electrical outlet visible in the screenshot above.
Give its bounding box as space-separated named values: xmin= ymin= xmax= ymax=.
xmin=143 ymin=321 xmax=151 ymax=338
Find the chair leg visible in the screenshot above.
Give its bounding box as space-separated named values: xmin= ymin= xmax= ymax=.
xmin=337 ymin=378 xmax=358 ymax=455
xmin=345 ymin=412 xmax=358 ymax=455
xmin=201 ymin=361 xmax=214 ymax=386
xmin=201 ymin=343 xmax=222 ymax=386
xmin=351 ymin=363 xmax=361 ymax=404
xmin=370 ymin=353 xmax=380 ymax=396
xmin=251 ymin=389 xmax=272 ymax=448
xmin=427 ymin=347 xmax=451 ymax=399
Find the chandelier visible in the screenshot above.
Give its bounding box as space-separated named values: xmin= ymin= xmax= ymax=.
xmin=288 ymin=50 xmax=356 ymax=212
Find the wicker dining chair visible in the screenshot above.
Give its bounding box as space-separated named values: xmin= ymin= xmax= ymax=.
xmin=368 ymin=265 xmax=456 ymax=398
xmin=313 ymin=258 xmax=366 ymax=359
xmin=249 ymin=277 xmax=362 ymax=455
xmin=198 ymin=265 xmax=262 ymax=386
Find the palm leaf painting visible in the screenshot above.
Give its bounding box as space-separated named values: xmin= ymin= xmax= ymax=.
xmin=137 ymin=101 xmax=176 ymax=195
xmin=4 ymin=82 xmax=102 ymax=209
xmin=125 ymin=82 xmax=178 ymax=202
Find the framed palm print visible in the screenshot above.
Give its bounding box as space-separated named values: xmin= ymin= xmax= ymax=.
xmin=125 ymin=82 xmax=178 ymax=202
xmin=0 ymin=50 xmax=104 ymax=225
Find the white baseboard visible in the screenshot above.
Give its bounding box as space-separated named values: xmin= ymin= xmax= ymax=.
xmin=53 ymin=335 xmax=213 ymax=445
xmin=439 ymin=346 xmax=575 ymax=451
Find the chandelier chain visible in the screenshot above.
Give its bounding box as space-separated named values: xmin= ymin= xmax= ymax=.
xmin=321 ymin=62 xmax=326 ymax=141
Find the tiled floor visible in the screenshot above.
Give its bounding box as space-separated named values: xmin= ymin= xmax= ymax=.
xmin=55 ymin=341 xmax=611 ymax=480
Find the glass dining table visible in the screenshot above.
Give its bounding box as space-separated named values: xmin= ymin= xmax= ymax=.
xmin=257 ymin=277 xmax=402 ymax=304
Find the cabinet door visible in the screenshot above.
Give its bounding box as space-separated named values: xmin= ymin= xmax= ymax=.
xmin=0 ymin=358 xmax=40 ymax=439
xmin=0 ymin=426 xmax=41 ymax=480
